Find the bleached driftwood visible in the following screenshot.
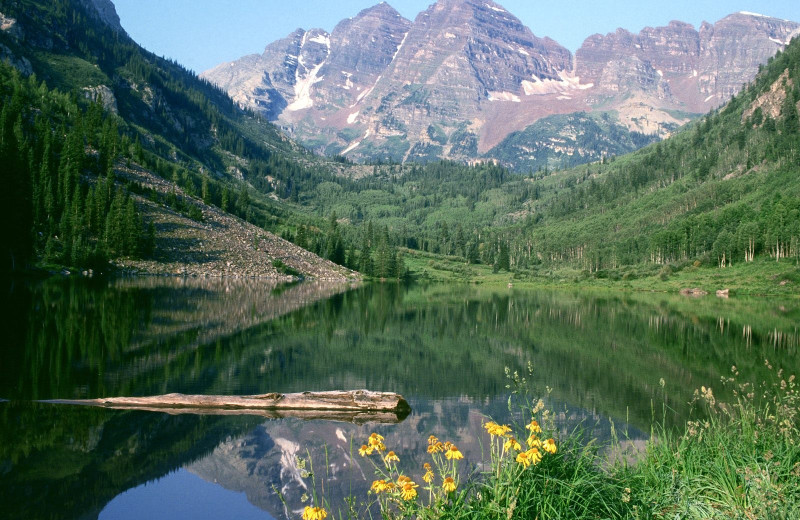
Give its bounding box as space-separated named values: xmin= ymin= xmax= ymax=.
xmin=40 ymin=390 xmax=411 ymax=423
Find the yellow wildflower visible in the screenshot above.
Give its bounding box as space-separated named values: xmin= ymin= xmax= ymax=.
xmin=445 ymin=444 xmax=464 ymax=460
xmin=397 ymin=475 xmax=411 ymax=484
xmin=503 ymin=437 xmax=522 ymax=453
xmin=371 ymin=479 xmax=390 ymax=494
xmin=543 ymin=438 xmax=557 ymax=454
xmin=384 ymin=451 xmax=400 ymax=464
xmin=428 ymin=441 xmax=444 ymax=454
xmin=358 ymin=444 xmax=372 ymax=457
xmin=527 ymin=434 xmax=542 ymax=448
xmin=442 ymin=477 xmax=457 ymax=493
xmin=400 ymin=481 xmax=419 ymax=501
xmin=527 ymin=447 xmax=542 ymax=465
xmin=368 ymin=433 xmax=386 ymax=452
xmin=422 ymin=463 xmax=434 ymax=483
xmin=516 ymin=451 xmax=532 ymax=467
xmin=302 ymin=506 xmax=328 ymax=520
xmin=484 ymin=422 xmax=512 ymax=437
xmin=428 ymin=435 xmax=439 ymax=445
xmin=526 ymin=420 xmax=542 ymax=433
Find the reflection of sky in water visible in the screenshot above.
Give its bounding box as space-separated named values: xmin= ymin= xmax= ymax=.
xmin=100 ymin=468 xmax=275 ymax=520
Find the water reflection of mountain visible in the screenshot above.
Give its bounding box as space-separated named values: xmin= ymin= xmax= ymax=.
xmin=0 ymin=403 xmax=262 ymax=520
xmin=187 ymin=396 xmax=643 ymax=520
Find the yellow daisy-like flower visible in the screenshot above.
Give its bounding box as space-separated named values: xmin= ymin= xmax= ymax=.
xmin=358 ymin=444 xmax=372 ymax=457
xmin=516 ymin=451 xmax=532 ymax=467
xmin=371 ymin=479 xmax=390 ymax=494
xmin=427 ymin=441 xmax=444 ymax=454
xmin=526 ymin=420 xmax=542 ymax=433
xmin=384 ymin=451 xmax=400 ymax=464
xmin=400 ymin=481 xmax=419 ymax=501
xmin=503 ymin=437 xmax=522 ymax=453
xmin=442 ymin=477 xmax=457 ymax=493
xmin=527 ymin=447 xmax=542 ymax=465
xmin=543 ymin=438 xmax=557 ymax=454
xmin=368 ymin=433 xmax=386 ymax=452
xmin=422 ymin=463 xmax=434 ymax=483
xmin=527 ymin=434 xmax=542 ymax=448
xmin=428 ymin=435 xmax=439 ymax=445
xmin=484 ymin=422 xmax=512 ymax=437
xmin=302 ymin=506 xmax=328 ymax=520
xmin=397 ymin=475 xmax=411 ymax=485
xmin=445 ymin=444 xmax=464 ymax=460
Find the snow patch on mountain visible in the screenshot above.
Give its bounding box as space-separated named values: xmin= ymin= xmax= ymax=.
xmin=287 ymin=61 xmax=325 ymax=111
xmin=521 ymin=72 xmax=593 ymax=96
xmin=488 ymin=91 xmax=521 ymax=102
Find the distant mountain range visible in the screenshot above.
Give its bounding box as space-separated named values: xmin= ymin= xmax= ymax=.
xmin=201 ymin=0 xmax=800 ymax=169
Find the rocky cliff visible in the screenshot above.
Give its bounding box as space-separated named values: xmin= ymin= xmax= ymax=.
xmin=202 ymin=2 xmax=800 ymax=168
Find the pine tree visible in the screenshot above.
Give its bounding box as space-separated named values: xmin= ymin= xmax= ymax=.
xmin=221 ymin=186 xmax=230 ymax=211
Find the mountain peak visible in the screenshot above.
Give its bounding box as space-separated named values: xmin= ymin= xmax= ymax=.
xmin=80 ymin=0 xmax=125 ymax=34
xmin=355 ymin=2 xmax=406 ymax=20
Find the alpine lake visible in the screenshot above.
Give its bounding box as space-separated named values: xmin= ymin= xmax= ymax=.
xmin=1 ymin=276 xmax=798 ymax=520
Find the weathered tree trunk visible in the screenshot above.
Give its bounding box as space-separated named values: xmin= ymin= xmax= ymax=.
xmin=40 ymin=390 xmax=411 ymax=424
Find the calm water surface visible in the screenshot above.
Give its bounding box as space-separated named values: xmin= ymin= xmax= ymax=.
xmin=1 ymin=277 xmax=798 ymax=519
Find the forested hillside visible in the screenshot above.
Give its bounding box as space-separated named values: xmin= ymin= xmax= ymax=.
xmin=0 ymin=0 xmax=366 ymax=276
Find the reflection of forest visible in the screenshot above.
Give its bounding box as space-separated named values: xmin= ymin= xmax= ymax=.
xmin=1 ymin=279 xmax=797 ymax=520
xmin=2 ymin=279 xmax=798 ymax=423
xmin=0 ymin=277 xmax=355 ymax=400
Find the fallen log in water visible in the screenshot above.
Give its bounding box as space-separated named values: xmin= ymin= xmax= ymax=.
xmin=39 ymin=390 xmax=411 ymax=424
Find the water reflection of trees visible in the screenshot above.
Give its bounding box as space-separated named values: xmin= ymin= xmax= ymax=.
xmin=3 ymin=279 xmax=798 ymax=429
xmin=1 ymin=279 xmax=797 ymax=520
xmin=0 ymin=277 xmax=354 ymax=400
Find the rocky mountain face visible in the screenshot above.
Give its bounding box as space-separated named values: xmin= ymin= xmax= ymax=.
xmin=202 ymin=1 xmax=800 ymax=168
xmin=575 ymin=12 xmax=800 ymax=128
xmin=81 ymin=0 xmax=126 ymax=34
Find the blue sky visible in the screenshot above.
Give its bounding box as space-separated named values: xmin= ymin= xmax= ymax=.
xmin=112 ymin=0 xmax=800 ymax=73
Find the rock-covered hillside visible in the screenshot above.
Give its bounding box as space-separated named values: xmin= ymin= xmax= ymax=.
xmin=202 ymin=1 xmax=800 ymax=168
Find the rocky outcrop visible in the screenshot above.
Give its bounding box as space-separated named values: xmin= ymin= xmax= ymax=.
xmin=82 ymin=84 xmax=119 ymax=114
xmin=203 ymin=2 xmax=800 ymax=167
xmin=0 ymin=43 xmax=33 ymax=76
xmin=742 ymin=69 xmax=794 ymax=122
xmin=80 ymin=0 xmax=125 ymax=34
